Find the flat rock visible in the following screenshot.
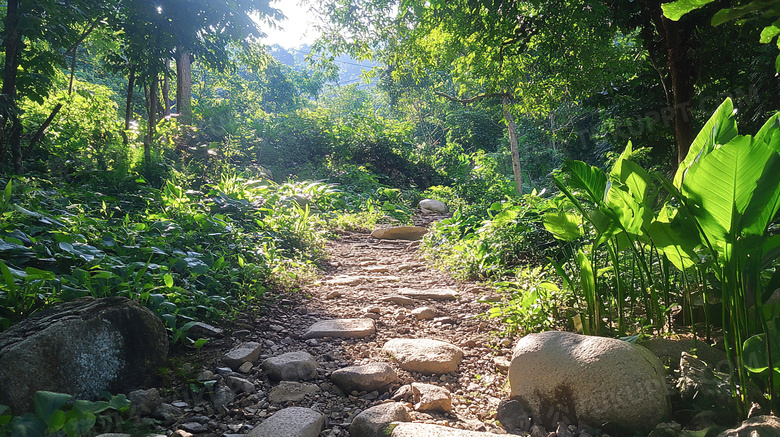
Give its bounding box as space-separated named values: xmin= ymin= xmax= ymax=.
xmin=390 ymin=423 xmax=506 ymax=436
xmin=509 ymin=331 xmax=669 ymax=433
xmin=223 ymin=342 xmax=262 ymax=371
xmin=383 ymin=338 xmax=463 ymax=374
xmin=325 ymin=275 xmax=364 ymax=286
xmin=303 ymin=319 xmax=376 ymax=339
xmin=185 ymin=322 xmax=224 ymax=339
xmin=249 ymin=406 xmax=325 ymax=437
xmin=412 ymin=382 xmax=452 ymax=412
xmin=398 ymin=288 xmax=457 ymax=301
xmin=268 ymin=381 xmax=320 ymax=403
xmin=380 ymin=295 xmax=414 ymax=305
xmin=262 ymin=351 xmax=318 ymax=381
xmin=371 ymin=226 xmax=428 ymax=241
xmin=330 ymin=362 xmax=398 ymax=392
xmin=350 ymin=402 xmax=411 ymax=437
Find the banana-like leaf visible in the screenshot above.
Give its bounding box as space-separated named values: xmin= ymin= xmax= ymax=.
xmin=674 ymin=98 xmax=738 ymax=188
xmin=681 ymin=135 xmax=772 ymax=249
xmin=563 ymin=160 xmax=608 ymax=205
xmin=755 ymin=112 xmax=780 ymax=150
xmin=740 ymin=144 xmax=780 ymax=237
xmin=613 ymin=158 xmax=651 ymax=206
xmin=543 ymin=211 xmax=583 ymax=241
xmin=646 ymin=218 xmax=698 ymax=270
xmin=605 ymin=184 xmax=646 ymax=236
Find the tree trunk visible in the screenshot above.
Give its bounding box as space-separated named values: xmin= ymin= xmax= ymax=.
xmin=176 ymin=48 xmax=192 ymax=124
xmin=503 ymin=97 xmax=523 ymax=195
xmin=163 ymin=59 xmax=171 ymax=117
xmin=145 ymin=73 xmax=158 ymax=173
xmin=1 ymin=0 xmax=22 ymax=173
xmin=662 ymin=16 xmax=696 ymax=166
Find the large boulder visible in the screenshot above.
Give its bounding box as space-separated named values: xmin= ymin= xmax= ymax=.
xmin=508 ymin=331 xmax=669 ymax=434
xmin=419 ymin=199 xmax=448 ymax=214
xmin=0 ymin=297 xmax=168 ymax=413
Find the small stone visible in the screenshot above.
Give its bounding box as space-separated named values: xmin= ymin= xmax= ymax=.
xmin=364 ymin=266 xmax=390 ymax=273
xmin=227 ymin=375 xmax=256 ymax=394
xmin=493 ymin=356 xmax=510 ymax=373
xmin=180 ymin=422 xmax=209 ymax=434
xmin=171 ymin=401 xmax=189 ymax=408
xmin=211 ymin=385 xmax=236 ymax=411
xmin=412 ymin=307 xmax=435 ymax=320
xmin=496 ymin=399 xmax=530 ymax=431
xmin=370 ymin=226 xmax=428 ymax=241
xmin=223 ymin=342 xmax=262 ymax=370
xmin=196 ymin=370 xmax=215 ymax=381
xmin=263 ymin=351 xmax=319 ymax=381
xmin=152 ymin=403 xmax=183 ymax=425
xmin=433 ymin=316 xmax=456 ymax=325
xmin=127 ymin=388 xmax=162 ymax=416
xmin=325 ymin=276 xmax=363 ymax=286
xmin=326 ymin=290 xmax=343 ymax=299
xmin=419 ymin=199 xmax=448 ymax=213
xmin=238 ymin=361 xmax=254 ymax=373
xmin=350 ymin=402 xmax=411 ymax=437
xmin=233 ymin=329 xmax=251 ymax=339
xmin=248 ymin=407 xmax=325 ymax=437
xmin=412 ymin=383 xmax=452 ymax=413
xmin=186 ymin=322 xmax=224 ymax=339
xmin=530 ymin=425 xmax=547 ymax=437
xmin=555 ymin=422 xmax=573 ymax=437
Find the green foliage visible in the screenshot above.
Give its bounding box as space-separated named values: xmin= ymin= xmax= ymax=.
xmin=0 ymin=391 xmax=130 ymax=437
xmin=545 ymin=99 xmax=780 ymax=417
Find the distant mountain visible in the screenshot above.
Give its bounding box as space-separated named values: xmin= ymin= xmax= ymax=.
xmin=268 ymin=44 xmax=378 ymax=88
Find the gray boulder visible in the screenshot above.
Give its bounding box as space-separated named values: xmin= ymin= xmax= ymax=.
xmin=249 ymin=407 xmax=325 ymax=437
xmin=223 ymin=341 xmax=262 ymax=370
xmin=350 ymin=402 xmax=411 ymax=437
xmin=262 ymin=351 xmax=318 ymax=381
xmin=0 ymin=297 xmax=168 ymax=413
xmin=419 ymin=199 xmax=448 ymax=214
xmin=412 ymin=383 xmax=452 ymax=413
xmin=390 ymin=423 xmax=507 ymax=436
xmin=509 ymin=331 xmax=669 ymax=433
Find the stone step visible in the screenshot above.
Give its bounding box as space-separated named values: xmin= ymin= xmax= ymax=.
xmin=302 ymin=318 xmax=376 ymax=339
xmin=398 ymin=287 xmax=458 ymax=301
xmin=390 ymin=423 xmax=507 ymax=436
xmin=383 ymin=338 xmax=464 ymax=374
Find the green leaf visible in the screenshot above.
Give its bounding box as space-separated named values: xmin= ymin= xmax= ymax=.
xmin=562 ymin=160 xmax=608 ymax=205
xmin=62 ymin=411 xmax=96 ymax=437
xmin=674 ymin=98 xmax=737 ymax=188
xmin=681 ymin=134 xmax=773 ymax=249
xmin=3 ymin=180 xmax=12 ymax=204
xmin=106 ymin=394 xmax=130 ymax=412
xmin=711 ymin=2 xmax=770 ymax=26
xmin=661 ymin=0 xmax=716 ymax=21
xmin=33 ymin=391 xmax=72 ymax=424
xmin=71 ymin=400 xmax=109 ymax=415
xmin=163 ymin=273 xmax=174 ymax=288
xmin=543 ymin=211 xmax=582 ymax=241
xmin=0 ymin=260 xmax=16 ymax=294
xmin=10 ymin=413 xmax=47 ymax=437
xmin=760 ymin=19 xmax=780 ymax=43
xmin=46 ymin=409 xmax=66 ymax=432
xmin=194 ymin=338 xmax=209 ymax=349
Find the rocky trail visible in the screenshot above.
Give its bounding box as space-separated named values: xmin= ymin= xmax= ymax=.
xmin=153 ymin=228 xmax=522 ymax=437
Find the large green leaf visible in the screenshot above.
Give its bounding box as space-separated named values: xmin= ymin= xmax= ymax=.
xmin=646 ymin=213 xmax=699 ymax=270
xmin=605 ymin=184 xmax=646 ymax=236
xmin=711 ymin=1 xmax=774 ymax=26
xmin=543 ymin=211 xmax=583 ymax=241
xmin=33 ymin=391 xmax=72 ymax=424
xmin=562 ymin=160 xmax=608 ymax=205
xmin=661 ymin=0 xmax=716 ymax=20
xmin=681 ymin=135 xmax=772 ymax=248
xmin=755 ymin=112 xmax=780 ymax=150
xmin=740 ymin=144 xmax=780 ymax=237
xmin=674 ymin=98 xmax=738 ymax=188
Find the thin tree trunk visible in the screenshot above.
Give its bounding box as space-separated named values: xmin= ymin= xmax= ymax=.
xmin=125 ymin=69 xmax=136 ymax=131
xmin=163 ymin=59 xmax=171 ymax=117
xmin=145 ymin=74 xmax=158 ymax=173
xmin=176 ymin=48 xmax=192 ymax=124
xmin=28 ymin=104 xmax=63 ymax=153
xmin=1 ymin=0 xmax=22 ymax=173
xmin=503 ymin=97 xmax=523 ymax=195
xmin=662 ymin=16 xmax=696 ymax=166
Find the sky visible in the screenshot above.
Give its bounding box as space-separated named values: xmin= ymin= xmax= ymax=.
xmin=258 ymin=1 xmax=321 ymax=49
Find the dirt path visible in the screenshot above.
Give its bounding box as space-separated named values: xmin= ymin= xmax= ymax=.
xmin=162 ymin=230 xmax=512 ymax=437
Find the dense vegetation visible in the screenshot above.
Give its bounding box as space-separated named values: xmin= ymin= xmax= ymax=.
xmin=1 ymin=0 xmax=780 ymax=425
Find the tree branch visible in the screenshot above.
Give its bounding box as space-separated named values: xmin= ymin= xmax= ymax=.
xmin=434 ymin=91 xmax=513 ymax=105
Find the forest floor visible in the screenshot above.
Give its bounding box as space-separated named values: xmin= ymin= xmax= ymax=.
xmin=160 ymin=229 xmax=514 ymax=437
